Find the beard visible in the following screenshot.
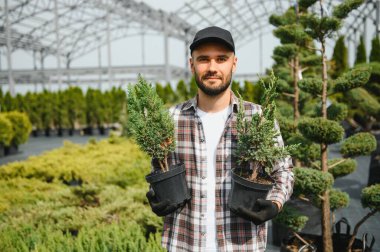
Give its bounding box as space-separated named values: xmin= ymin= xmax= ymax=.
xmin=194 ymin=70 xmax=232 ymax=96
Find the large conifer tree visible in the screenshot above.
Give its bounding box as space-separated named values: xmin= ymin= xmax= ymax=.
xmin=331 ymin=36 xmax=348 ymax=78
xmin=370 ymin=36 xmax=380 ymax=62
xmin=355 ymin=36 xmax=367 ymax=64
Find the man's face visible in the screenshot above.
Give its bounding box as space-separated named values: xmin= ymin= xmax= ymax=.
xmin=190 ymin=42 xmax=237 ymax=96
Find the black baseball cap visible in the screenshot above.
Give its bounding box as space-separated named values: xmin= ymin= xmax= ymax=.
xmin=190 ymin=26 xmax=235 ymax=54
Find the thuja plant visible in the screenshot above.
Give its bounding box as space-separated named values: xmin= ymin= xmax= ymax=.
xmin=127 ymin=75 xmax=175 ymax=172
xmin=295 ymin=0 xmax=374 ymax=251
xmin=235 ymin=71 xmax=298 ymax=181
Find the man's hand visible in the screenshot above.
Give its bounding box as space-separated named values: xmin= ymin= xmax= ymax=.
xmin=146 ymin=189 xmax=180 ymax=216
xmin=236 ymin=199 xmax=280 ymax=225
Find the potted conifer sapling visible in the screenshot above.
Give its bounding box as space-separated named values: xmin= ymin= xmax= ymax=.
xmin=127 ymin=76 xmax=191 ymax=206
xmin=229 ymin=72 xmax=298 ymax=214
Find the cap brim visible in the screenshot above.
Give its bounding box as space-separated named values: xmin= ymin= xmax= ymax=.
xmin=190 ymin=37 xmax=235 ymax=53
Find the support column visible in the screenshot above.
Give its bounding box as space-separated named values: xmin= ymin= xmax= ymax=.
xmin=5 ymin=0 xmax=15 ymax=96
xmin=40 ymin=50 xmax=46 ymax=90
xmin=98 ymin=42 xmax=102 ymax=90
xmin=66 ymin=53 xmax=71 ymax=86
xmin=259 ymin=33 xmax=263 ymax=74
xmin=377 ymin=0 xmax=380 ymax=35
xmin=185 ymin=35 xmax=190 ymax=81
xmin=107 ymin=11 xmax=113 ymax=88
xmin=141 ymin=23 xmax=145 ymax=66
xmin=54 ymin=0 xmax=62 ymax=91
xmin=164 ymin=20 xmax=171 ymax=83
xmin=33 ymin=50 xmax=37 ymax=92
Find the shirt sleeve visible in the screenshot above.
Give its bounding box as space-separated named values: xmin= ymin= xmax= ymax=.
xmin=266 ymin=120 xmax=294 ymax=207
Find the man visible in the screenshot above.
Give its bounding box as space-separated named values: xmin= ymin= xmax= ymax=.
xmin=146 ymin=26 xmax=294 ymax=252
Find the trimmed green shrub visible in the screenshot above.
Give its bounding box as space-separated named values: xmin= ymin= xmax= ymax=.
xmin=293 ymin=167 xmax=334 ymax=197
xmin=333 ymin=66 xmax=371 ymax=93
xmin=312 ymin=158 xmax=357 ymax=178
xmin=273 ymin=24 xmax=310 ymax=45
xmin=340 ymin=132 xmax=377 ymax=157
xmin=4 ymin=111 xmax=32 ymax=146
xmin=273 ymin=44 xmax=298 ymax=59
xmin=346 ymin=87 xmax=380 ymax=117
xmin=0 ymin=114 xmax=13 ymax=146
xmin=361 ymin=184 xmax=380 ymax=210
xmin=276 ymin=116 xmax=296 ymax=142
xmin=298 ymin=117 xmax=344 ymax=144
xmin=328 ymin=158 xmax=356 ymax=178
xmin=332 ymin=0 xmax=365 ymax=19
xmin=287 ymin=133 xmax=320 ymax=164
xmin=298 ymin=0 xmax=318 ymax=9
xmin=298 ymin=78 xmax=322 ymax=94
xmin=273 ymin=205 xmax=309 ymax=232
xmin=326 ymin=102 xmax=348 ymax=121
xmin=313 ymin=188 xmax=350 ymax=211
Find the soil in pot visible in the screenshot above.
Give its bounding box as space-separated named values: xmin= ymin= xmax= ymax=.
xmin=145 ymin=163 xmax=191 ymax=206
xmin=228 ymin=169 xmax=274 ymax=213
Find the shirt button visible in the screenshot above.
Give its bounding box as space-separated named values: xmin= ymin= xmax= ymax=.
xmin=201 ymin=194 xmax=206 ymax=198
xmin=200 ymin=139 xmax=205 ymax=142
xmin=201 ymin=214 xmax=205 ymax=218
xmin=201 ymin=232 xmax=206 ymax=236
xmin=201 ymin=175 xmax=206 ymax=180
xmin=198 ymin=122 xmax=202 ymax=125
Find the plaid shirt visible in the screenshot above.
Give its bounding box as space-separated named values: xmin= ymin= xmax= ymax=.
xmin=160 ymin=91 xmax=294 ymax=252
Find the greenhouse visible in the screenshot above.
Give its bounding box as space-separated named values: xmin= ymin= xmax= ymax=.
xmin=0 ymin=0 xmax=379 ymax=251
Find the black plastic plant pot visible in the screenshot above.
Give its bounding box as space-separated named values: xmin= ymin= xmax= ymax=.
xmin=228 ymin=169 xmax=274 ymax=213
xmin=145 ymin=163 xmax=191 ymax=206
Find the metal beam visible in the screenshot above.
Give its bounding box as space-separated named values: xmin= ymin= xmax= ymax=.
xmin=5 ymin=0 xmax=15 ymax=96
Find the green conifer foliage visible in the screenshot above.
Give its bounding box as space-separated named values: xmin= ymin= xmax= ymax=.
xmin=355 ymin=36 xmax=367 ymax=65
xmin=370 ymin=36 xmax=380 ymax=62
xmin=127 ymin=76 xmax=175 ymax=171
xmin=331 ymin=36 xmax=348 ymax=78
xmin=189 ymin=77 xmax=198 ymax=97
xmin=176 ymin=80 xmax=189 ymax=101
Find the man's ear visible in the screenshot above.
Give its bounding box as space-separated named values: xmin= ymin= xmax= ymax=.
xmin=189 ymin=57 xmax=194 ymax=74
xmin=232 ymin=56 xmax=237 ymax=74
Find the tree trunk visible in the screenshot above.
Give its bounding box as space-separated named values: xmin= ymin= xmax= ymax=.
xmin=321 ymin=33 xmax=333 ymax=252
xmin=293 ymin=55 xmax=301 ymax=168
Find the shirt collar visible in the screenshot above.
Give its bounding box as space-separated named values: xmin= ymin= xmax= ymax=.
xmin=181 ymin=89 xmax=240 ymax=113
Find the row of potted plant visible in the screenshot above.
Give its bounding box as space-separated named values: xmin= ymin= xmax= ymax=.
xmin=0 ymin=111 xmax=32 ymax=157
xmin=0 ymin=86 xmax=126 ymax=137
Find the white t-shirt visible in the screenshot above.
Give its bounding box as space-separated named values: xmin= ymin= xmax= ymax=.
xmin=197 ymin=105 xmax=232 ymax=252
